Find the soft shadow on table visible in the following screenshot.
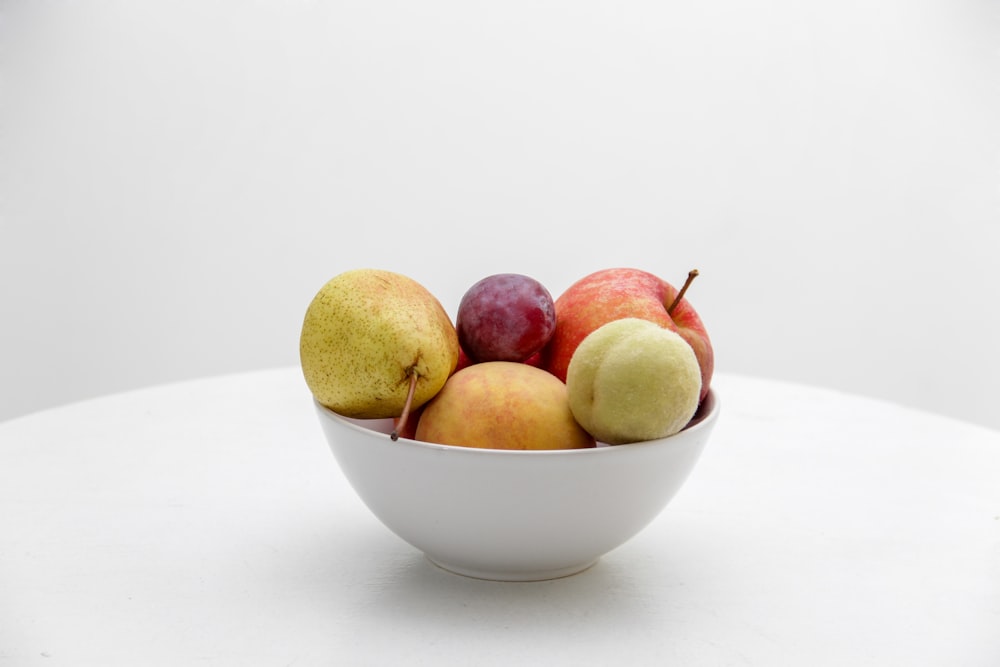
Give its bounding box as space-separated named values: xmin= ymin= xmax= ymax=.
xmin=359 ymin=549 xmax=668 ymax=619
xmin=271 ymin=515 xmax=714 ymax=641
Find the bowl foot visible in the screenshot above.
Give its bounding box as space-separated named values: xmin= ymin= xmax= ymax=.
xmin=425 ymin=555 xmax=599 ymax=582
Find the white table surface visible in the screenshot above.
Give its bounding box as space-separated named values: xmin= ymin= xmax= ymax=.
xmin=1 ymin=369 xmax=998 ymax=666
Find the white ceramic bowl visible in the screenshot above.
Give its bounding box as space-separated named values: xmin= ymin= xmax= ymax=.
xmin=315 ymin=389 xmax=719 ymax=581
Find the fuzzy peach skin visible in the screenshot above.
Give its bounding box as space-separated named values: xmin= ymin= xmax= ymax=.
xmin=566 ymin=318 xmax=702 ymax=444
xmin=540 ymin=268 xmax=713 ymax=401
xmin=415 ymin=362 xmax=595 ymax=450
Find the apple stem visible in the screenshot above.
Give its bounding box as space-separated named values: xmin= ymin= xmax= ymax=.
xmin=391 ymin=370 xmax=420 ymax=441
xmin=667 ymin=269 xmax=699 ymax=315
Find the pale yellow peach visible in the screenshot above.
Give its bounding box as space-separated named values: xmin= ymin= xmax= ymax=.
xmin=566 ymin=318 xmax=701 ymax=444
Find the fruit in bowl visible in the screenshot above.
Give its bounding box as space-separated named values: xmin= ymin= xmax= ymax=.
xmin=301 ymin=266 xmax=720 ymax=580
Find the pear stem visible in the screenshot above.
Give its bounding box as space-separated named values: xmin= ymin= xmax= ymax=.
xmin=391 ymin=370 xmax=420 ymax=441
xmin=667 ymin=269 xmax=699 ymax=315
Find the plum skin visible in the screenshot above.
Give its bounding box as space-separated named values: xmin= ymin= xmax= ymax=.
xmin=456 ymin=274 xmax=557 ymax=363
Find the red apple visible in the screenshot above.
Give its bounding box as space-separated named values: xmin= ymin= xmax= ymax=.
xmin=540 ymin=268 xmax=714 ymax=401
xmin=523 ymin=351 xmax=543 ymax=368
xmin=454 ymin=347 xmax=474 ymax=374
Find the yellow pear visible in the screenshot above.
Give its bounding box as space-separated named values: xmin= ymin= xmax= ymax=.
xmin=300 ymin=269 xmax=460 ymax=419
xmin=566 ymin=318 xmax=701 ymax=444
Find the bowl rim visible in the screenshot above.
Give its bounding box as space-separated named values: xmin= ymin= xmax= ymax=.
xmin=315 ymin=387 xmax=719 ymax=456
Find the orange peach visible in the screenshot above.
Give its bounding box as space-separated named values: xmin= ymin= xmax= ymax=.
xmin=415 ymin=362 xmax=595 ymax=450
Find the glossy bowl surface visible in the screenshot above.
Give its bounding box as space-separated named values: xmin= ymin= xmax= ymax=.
xmin=315 ymin=389 xmax=719 ymax=581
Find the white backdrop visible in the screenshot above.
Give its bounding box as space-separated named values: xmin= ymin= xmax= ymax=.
xmin=2 ymin=1 xmax=998 ymax=430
